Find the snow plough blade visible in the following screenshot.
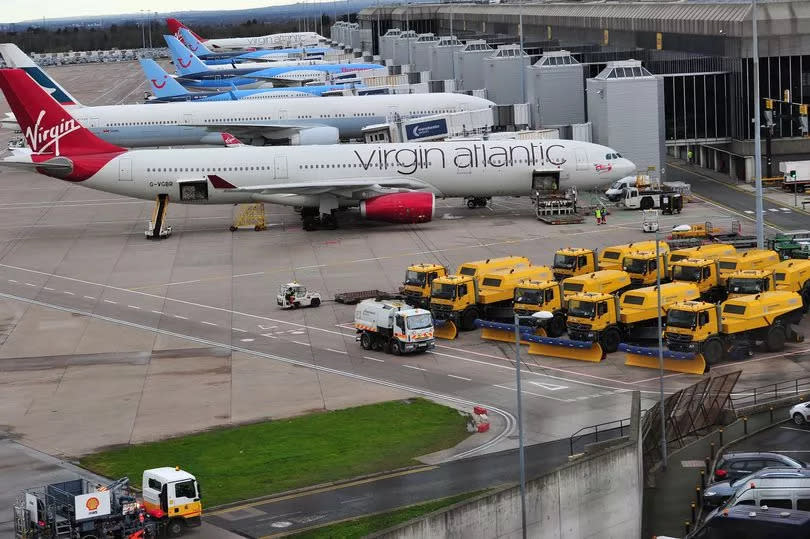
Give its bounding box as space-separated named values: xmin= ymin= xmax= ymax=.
xmin=620 ymin=343 xmax=707 ymax=375
xmin=475 ymin=319 xmax=546 ymax=344
xmin=522 ymin=334 xmax=605 ymax=362
xmin=433 ymin=319 xmax=458 ymax=340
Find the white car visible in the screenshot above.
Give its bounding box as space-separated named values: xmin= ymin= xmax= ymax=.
xmin=789 ymin=401 xmax=810 ymax=425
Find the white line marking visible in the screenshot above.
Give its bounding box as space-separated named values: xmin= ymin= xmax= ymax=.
xmin=63 ymin=291 xmax=74 ymax=295
xmin=128 ymin=305 xmax=141 ymax=310
xmin=404 ymin=365 xmax=426 ymax=371
xmin=529 ymin=381 xmax=568 ymax=391
xmin=240 ymin=338 xmax=255 ymax=342
xmin=151 ymin=310 xmax=162 ymax=314
xmin=292 ymin=341 xmax=311 ymax=347
xmin=364 ymin=356 xmax=384 ymax=362
xmin=258 ymin=325 xmax=277 ymax=330
xmin=327 ymin=348 xmax=348 ymax=354
xmin=448 ymin=374 xmax=472 ymax=381
xmin=201 ymin=321 xmax=217 ymax=326
xmin=744 ymin=210 xmax=755 ymax=214
xmin=233 ymin=271 xmax=265 ymax=278
xmin=7 ymin=279 xmax=17 ymax=283
xmin=24 ymin=282 xmax=35 ymax=287
xmin=492 ymin=384 xmax=569 ymax=402
xmin=340 ymin=496 xmax=368 ymax=504
xmin=780 ymin=426 xmax=810 ymax=433
xmin=261 ymin=333 xmax=278 ymax=339
xmin=174 ymin=315 xmax=188 ymax=320
xmin=232 ymin=328 xmax=247 ymax=333
xmin=43 ymin=287 xmax=54 ymax=291
xmin=84 ymin=295 xmax=95 ymax=300
xmin=104 ymin=299 xmax=117 ymax=304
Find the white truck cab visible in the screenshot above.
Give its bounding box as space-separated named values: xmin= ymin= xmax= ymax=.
xmin=142 ymin=467 xmax=202 ymax=534
xmin=354 ymin=298 xmax=435 ymax=354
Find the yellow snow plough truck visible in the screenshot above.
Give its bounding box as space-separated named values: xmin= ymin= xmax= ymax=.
xmin=430 ymin=264 xmax=551 ymax=339
xmin=403 ymin=256 xmax=529 ymax=309
xmin=561 ymin=269 xmax=632 ymax=299
xmin=598 ymin=240 xmax=663 ymax=271
xmin=773 ymin=259 xmax=810 ymax=309
xmin=668 ymin=243 xmax=736 ymax=268
xmin=526 ymin=282 xmax=700 ymax=362
xmin=476 ymin=279 xmax=567 ymax=344
xmin=623 ymin=291 xmax=804 ymax=374
xmin=620 ymin=244 xmax=672 ymax=287
xmin=552 ymin=248 xmax=598 ymax=281
xmin=726 ymin=269 xmax=775 ymax=298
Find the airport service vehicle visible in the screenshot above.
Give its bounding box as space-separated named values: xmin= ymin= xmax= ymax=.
xmin=140 ymin=59 xmax=364 ymax=103
xmin=714 ymin=452 xmax=808 ymax=483
xmin=354 ymin=298 xmax=434 ymax=354
xmin=561 ymin=270 xmax=632 ymax=299
xmin=605 ymin=175 xmax=649 ymax=202
xmin=0 ymin=69 xmax=634 ymax=233
xmin=430 ymin=264 xmax=552 ymax=338
xmin=177 ymin=28 xmax=329 ymax=64
xmin=668 ymin=244 xmax=736 ymax=266
xmin=717 ymin=249 xmax=780 ymax=285
xmin=168 ymin=17 xmax=325 ymax=50
xmin=277 ymin=283 xmax=321 ymax=308
xmin=773 ymin=259 xmax=810 ymax=308
xmin=402 ymin=263 xmax=448 ymax=308
xmin=726 ymin=269 xmax=775 ymax=298
xmin=164 ymin=36 xmax=383 ymax=90
xmin=621 ymin=245 xmax=672 ymax=286
xmin=641 ymin=209 xmax=659 ymax=233
xmin=791 ymin=401 xmax=810 ymax=425
xmin=618 ymin=187 xmax=682 ymax=213
xmin=671 ymin=258 xmax=727 ymax=302
xmin=512 ymin=280 xmax=566 ymax=337
xmin=13 ymin=467 xmax=201 ymax=538
xmin=598 ymin=241 xmax=663 ymax=271
xmin=663 ymin=291 xmax=803 ymax=366
xmin=679 ymin=505 xmax=810 ymax=539
xmin=0 ymin=47 xmax=491 ymax=148
xmin=780 ymin=160 xmax=810 ymax=192
xmin=552 ymin=248 xmax=597 ymax=281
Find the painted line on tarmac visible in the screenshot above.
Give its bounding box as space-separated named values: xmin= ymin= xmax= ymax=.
xmin=0 ymin=291 xmax=517 ymax=462
xmin=364 ymin=356 xmax=384 ymax=362
xmin=493 ymin=384 xmax=570 ymax=402
xmin=780 ymin=426 xmax=810 ymax=434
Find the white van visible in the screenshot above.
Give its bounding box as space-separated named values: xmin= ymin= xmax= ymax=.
xmin=720 ymin=469 xmax=810 ymax=512
xmin=605 ymin=176 xmax=638 ymax=201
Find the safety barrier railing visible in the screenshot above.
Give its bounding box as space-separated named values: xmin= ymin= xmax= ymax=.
xmin=568 ymin=417 xmax=632 ymax=456
xmin=729 ymin=375 xmax=810 ymax=410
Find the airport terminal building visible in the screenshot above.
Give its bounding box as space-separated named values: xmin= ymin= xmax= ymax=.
xmin=351 ymin=0 xmax=810 ymax=183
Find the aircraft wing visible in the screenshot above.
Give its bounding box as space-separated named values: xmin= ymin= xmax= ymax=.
xmin=248 ymin=75 xmax=320 ymax=86
xmin=0 ymin=154 xmax=73 ymax=171
xmin=208 ymin=175 xmax=439 ymax=197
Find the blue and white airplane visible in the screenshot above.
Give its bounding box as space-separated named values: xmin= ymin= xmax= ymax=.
xmin=140 ymin=59 xmax=367 ymax=103
xmin=166 ymin=35 xmax=384 ymax=90
xmin=177 ymin=28 xmax=329 ymax=66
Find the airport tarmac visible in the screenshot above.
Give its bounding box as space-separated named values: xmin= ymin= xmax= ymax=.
xmin=3 ymin=62 xmax=810 ymax=534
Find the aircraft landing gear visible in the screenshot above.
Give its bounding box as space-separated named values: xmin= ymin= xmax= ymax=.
xmin=301 ymin=208 xmax=338 ymax=231
xmin=465 ymin=197 xmax=489 ymax=209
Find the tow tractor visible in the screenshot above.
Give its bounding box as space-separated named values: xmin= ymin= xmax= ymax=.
xmin=13 ymin=466 xmax=201 ymax=538
xmin=642 ymin=209 xmax=660 ymax=233
xmin=277 ymin=282 xmax=322 ymax=309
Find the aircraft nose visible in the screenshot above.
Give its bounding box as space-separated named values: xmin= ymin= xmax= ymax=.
xmin=618 ymin=158 xmax=636 ymax=177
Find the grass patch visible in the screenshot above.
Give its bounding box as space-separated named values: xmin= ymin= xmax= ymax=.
xmin=289 ymin=490 xmax=487 ymax=539
xmin=80 ymin=398 xmax=469 ymax=507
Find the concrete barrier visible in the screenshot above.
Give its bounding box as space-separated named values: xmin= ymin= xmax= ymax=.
xmin=371 ymin=392 xmax=642 ymax=539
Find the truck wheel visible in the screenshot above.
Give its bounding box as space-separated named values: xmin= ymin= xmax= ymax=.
xmin=461 ymin=307 xmax=480 ymax=331
xmin=310 ymin=298 xmax=320 ymax=308
xmin=467 ymin=198 xmax=477 ymax=209
xmin=547 ymin=314 xmax=566 ymax=338
xmin=600 ymin=327 xmax=621 ymax=354
xmin=702 ymin=338 xmax=724 ymax=366
xmin=801 ymin=289 xmax=810 ymax=313
xmin=391 ymin=340 xmax=402 ymax=355
xmin=766 ymin=324 xmax=787 ymax=352
xmin=360 ymin=333 xmax=372 ymax=350
xmin=640 ymin=197 xmax=654 ymax=210
xmin=168 ymin=519 xmax=185 ymax=537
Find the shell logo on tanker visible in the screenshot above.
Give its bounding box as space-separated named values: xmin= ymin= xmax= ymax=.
xmin=86 ymin=497 xmax=100 ymax=511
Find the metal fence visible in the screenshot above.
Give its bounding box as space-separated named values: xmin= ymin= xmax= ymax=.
xmin=568 ymin=417 xmax=632 ymax=456
xmin=729 ymin=376 xmax=810 ymax=410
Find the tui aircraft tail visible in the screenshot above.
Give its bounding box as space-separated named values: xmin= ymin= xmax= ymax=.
xmin=139 ymin=58 xmax=190 ymax=99
xmin=178 ymin=28 xmax=214 ymax=56
xmin=164 ymin=35 xmax=210 ymax=76
xmin=0 ymin=69 xmax=124 ymax=157
xmin=0 ymin=43 xmax=82 ymax=106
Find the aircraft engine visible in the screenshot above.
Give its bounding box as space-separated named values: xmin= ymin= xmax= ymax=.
xmin=289 ymin=126 xmax=340 ymax=145
xmin=359 ymin=192 xmax=434 ymax=224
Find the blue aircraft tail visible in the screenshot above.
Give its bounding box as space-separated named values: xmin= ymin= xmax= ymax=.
xmin=178 ymin=28 xmax=214 ymax=56
xmin=0 ymin=43 xmax=82 ymax=106
xmin=164 ymin=35 xmax=210 ymax=75
xmin=139 ymin=59 xmax=190 ymax=99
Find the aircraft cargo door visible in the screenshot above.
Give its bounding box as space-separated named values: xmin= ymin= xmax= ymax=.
xmin=575 ymin=148 xmax=588 ymax=171
xmin=118 ymin=158 xmax=132 ymax=181
xmin=274 ymin=156 xmax=288 ymax=179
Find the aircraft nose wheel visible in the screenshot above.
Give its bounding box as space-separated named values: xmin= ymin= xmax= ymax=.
xmin=465 ymin=197 xmax=489 ymax=209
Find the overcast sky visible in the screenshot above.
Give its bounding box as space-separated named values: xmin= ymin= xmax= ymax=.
xmin=4 ymin=0 xmax=315 ymax=23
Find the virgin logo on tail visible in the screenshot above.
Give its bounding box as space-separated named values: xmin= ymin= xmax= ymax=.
xmin=24 ymin=110 xmax=81 ymax=156
xmin=151 ymin=77 xmax=168 ymax=89
xmin=178 ymin=56 xmax=193 ymax=69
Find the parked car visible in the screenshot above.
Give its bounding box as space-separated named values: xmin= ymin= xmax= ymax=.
xmin=684 ymin=505 xmax=810 ymax=539
xmin=713 ymin=452 xmax=807 ymax=482
xmin=704 ymin=467 xmax=810 ymax=508
xmin=789 ymin=401 xmax=810 ymax=425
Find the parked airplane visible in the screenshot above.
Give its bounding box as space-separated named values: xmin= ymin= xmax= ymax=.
xmin=177 ymin=28 xmax=329 ymax=66
xmin=0 ymin=51 xmax=492 ymax=147
xmin=140 ymin=59 xmax=367 ymax=103
xmin=0 ymin=69 xmax=635 ymax=231
xmin=166 ymin=36 xmax=383 ymax=90
xmin=167 ymin=17 xmax=325 ymax=50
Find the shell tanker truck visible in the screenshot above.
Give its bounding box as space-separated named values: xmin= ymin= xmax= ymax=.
xmin=13 ymin=467 xmax=201 ymax=538
xmin=354 ymin=298 xmax=435 ymax=354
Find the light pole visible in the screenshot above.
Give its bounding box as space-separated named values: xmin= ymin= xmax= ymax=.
xmin=513 ymin=310 xmax=547 ymax=539
xmin=657 ymin=223 xmax=692 ymax=470
xmin=519 ymin=0 xmax=526 ymax=104
xmin=752 ymin=0 xmax=764 ymax=249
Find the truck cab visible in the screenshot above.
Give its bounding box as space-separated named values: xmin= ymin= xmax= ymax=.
xmin=513 ymin=279 xmax=565 ymax=336
xmin=726 ymin=269 xmax=775 ymax=298
xmin=142 ymin=467 xmax=202 ymax=532
xmin=669 ymin=244 xmax=736 ymax=266
xmin=598 ymin=240 xmax=664 ymax=271
xmin=354 ymin=299 xmax=435 ymax=354
xmin=717 ymin=249 xmax=780 ymax=286
xmin=565 ymin=292 xmax=623 ymax=352
xmin=670 ymin=258 xmax=725 ymax=302
xmin=773 ymin=259 xmax=810 ymax=308
xmin=561 ymin=269 xmax=632 ymax=299
xmin=621 ymin=247 xmax=670 ymax=286
xmin=402 ymin=263 xmax=447 ymax=308
xmin=552 ymin=247 xmax=596 ymax=281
